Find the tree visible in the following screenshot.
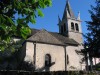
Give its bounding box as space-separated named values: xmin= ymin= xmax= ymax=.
xmin=0 ymin=0 xmax=52 ymax=51
xmin=0 ymin=39 xmax=24 ymax=70
xmin=84 ymin=0 xmax=100 ymax=70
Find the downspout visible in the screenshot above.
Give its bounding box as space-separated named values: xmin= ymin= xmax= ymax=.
xmin=64 ymin=46 xmax=67 ymax=71
xmin=34 ymin=42 xmax=36 ymax=70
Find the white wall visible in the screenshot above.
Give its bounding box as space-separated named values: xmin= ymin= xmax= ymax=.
xmin=66 ymin=46 xmax=82 ymax=71
xmin=67 ymin=19 xmax=83 ymax=44
xmin=87 ymin=57 xmax=100 ymax=66
xmin=24 ymin=42 xmax=34 ymax=63
xmin=24 ymin=42 xmax=85 ymax=71
xmin=68 ymin=19 xmax=82 ymax=33
xmin=35 ymin=43 xmax=65 ymax=71
xmin=93 ymin=58 xmax=100 ymax=65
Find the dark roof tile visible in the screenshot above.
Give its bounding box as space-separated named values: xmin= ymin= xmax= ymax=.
xmin=27 ymin=29 xmax=65 ymax=45
xmin=28 ymin=28 xmax=79 ymax=45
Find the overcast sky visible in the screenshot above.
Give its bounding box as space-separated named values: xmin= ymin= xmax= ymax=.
xmin=29 ymin=0 xmax=94 ymax=35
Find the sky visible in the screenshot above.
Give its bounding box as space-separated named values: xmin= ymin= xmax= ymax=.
xmin=29 ymin=0 xmax=95 ymax=35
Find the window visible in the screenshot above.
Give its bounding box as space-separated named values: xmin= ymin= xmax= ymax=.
xmin=75 ymin=23 xmax=79 ymax=31
xmin=45 ymin=54 xmax=51 ymax=67
xmin=67 ymin=55 xmax=69 ymax=64
xmin=64 ymin=23 xmax=66 ymax=32
xmin=71 ymin=22 xmax=74 ymax=30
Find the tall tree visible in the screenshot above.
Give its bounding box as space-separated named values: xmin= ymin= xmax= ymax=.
xmin=85 ymin=0 xmax=100 ymax=57
xmin=84 ymin=0 xmax=100 ymax=70
xmin=0 ymin=0 xmax=52 ymax=51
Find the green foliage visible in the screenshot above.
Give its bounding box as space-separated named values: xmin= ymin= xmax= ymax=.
xmin=37 ymin=9 xmax=44 ymax=17
xmin=17 ymin=61 xmax=35 ymax=71
xmin=84 ymin=0 xmax=100 ymax=57
xmin=0 ymin=39 xmax=24 ymax=70
xmin=0 ymin=0 xmax=52 ymax=51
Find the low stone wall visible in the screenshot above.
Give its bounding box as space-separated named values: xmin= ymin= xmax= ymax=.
xmin=0 ymin=70 xmax=99 ymax=75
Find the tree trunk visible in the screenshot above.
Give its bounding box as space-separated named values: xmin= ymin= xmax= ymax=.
xmin=85 ymin=53 xmax=89 ymax=71
xmin=89 ymin=56 xmax=93 ymax=71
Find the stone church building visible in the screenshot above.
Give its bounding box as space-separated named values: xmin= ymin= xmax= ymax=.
xmin=23 ymin=1 xmax=85 ymax=71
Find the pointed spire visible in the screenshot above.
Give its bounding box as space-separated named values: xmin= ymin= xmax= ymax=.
xmin=58 ymin=15 xmax=61 ymax=25
xmin=63 ymin=0 xmax=75 ymax=19
xmin=77 ymin=11 xmax=81 ymax=20
xmin=58 ymin=15 xmax=61 ymax=22
xmin=67 ymin=9 xmax=70 ymax=18
xmin=66 ymin=0 xmax=75 ymax=18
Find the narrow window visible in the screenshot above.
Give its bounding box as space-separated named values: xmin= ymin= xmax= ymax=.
xmin=64 ymin=23 xmax=66 ymax=32
xmin=45 ymin=54 xmax=51 ymax=67
xmin=71 ymin=22 xmax=74 ymax=30
xmin=67 ymin=55 xmax=69 ymax=64
xmin=75 ymin=23 xmax=79 ymax=31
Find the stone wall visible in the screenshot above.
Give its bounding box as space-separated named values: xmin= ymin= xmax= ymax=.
xmin=68 ymin=19 xmax=83 ymax=44
xmin=24 ymin=42 xmax=85 ymax=71
xmin=35 ymin=43 xmax=65 ymax=71
xmin=66 ymin=46 xmax=82 ymax=71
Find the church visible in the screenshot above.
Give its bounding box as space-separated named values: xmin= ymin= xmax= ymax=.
xmin=23 ymin=1 xmax=85 ymax=71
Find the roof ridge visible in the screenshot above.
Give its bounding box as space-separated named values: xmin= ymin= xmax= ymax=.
xmin=49 ymin=32 xmax=79 ymax=45
xmin=28 ymin=28 xmax=79 ymax=45
xmin=43 ymin=30 xmax=64 ymax=44
xmin=48 ymin=32 xmax=65 ymax=44
xmin=27 ymin=29 xmax=65 ymax=45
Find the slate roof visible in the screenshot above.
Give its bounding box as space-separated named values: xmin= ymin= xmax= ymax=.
xmin=49 ymin=32 xmax=79 ymax=45
xmin=27 ymin=29 xmax=79 ymax=46
xmin=27 ymin=29 xmax=64 ymax=45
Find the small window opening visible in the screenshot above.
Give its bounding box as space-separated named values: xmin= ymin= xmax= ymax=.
xmin=75 ymin=23 xmax=79 ymax=31
xmin=67 ymin=55 xmax=69 ymax=64
xmin=71 ymin=22 xmax=74 ymax=30
xmin=45 ymin=54 xmax=51 ymax=67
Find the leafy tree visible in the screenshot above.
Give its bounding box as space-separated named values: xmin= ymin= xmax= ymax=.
xmin=84 ymin=0 xmax=100 ymax=70
xmin=0 ymin=0 xmax=52 ymax=51
xmin=17 ymin=61 xmax=35 ymax=71
xmin=0 ymin=39 xmax=24 ymax=70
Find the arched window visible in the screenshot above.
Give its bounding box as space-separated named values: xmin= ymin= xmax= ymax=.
xmin=64 ymin=23 xmax=66 ymax=32
xmin=75 ymin=23 xmax=79 ymax=31
xmin=71 ymin=22 xmax=74 ymax=30
xmin=45 ymin=54 xmax=51 ymax=67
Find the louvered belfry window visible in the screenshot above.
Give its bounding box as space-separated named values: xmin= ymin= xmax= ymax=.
xmin=71 ymin=22 xmax=74 ymax=30
xmin=75 ymin=23 xmax=79 ymax=31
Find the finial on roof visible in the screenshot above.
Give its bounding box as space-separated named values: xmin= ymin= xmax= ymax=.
xmin=58 ymin=15 xmax=61 ymax=25
xmin=77 ymin=11 xmax=81 ymax=20
xmin=58 ymin=15 xmax=61 ymax=22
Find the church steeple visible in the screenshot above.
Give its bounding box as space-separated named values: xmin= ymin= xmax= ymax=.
xmin=63 ymin=0 xmax=75 ymax=19
xmin=58 ymin=0 xmax=83 ymax=44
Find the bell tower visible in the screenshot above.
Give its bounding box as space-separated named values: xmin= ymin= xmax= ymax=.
xmin=58 ymin=0 xmax=83 ymax=44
